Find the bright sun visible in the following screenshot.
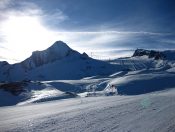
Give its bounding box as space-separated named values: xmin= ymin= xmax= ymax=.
xmin=1 ymin=15 xmax=58 ymax=62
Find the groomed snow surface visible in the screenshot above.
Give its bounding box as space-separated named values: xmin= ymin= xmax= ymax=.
xmin=0 ymin=88 xmax=175 ymax=132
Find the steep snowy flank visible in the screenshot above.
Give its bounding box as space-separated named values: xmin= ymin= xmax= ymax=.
xmin=162 ymin=50 xmax=175 ymax=60
xmin=21 ymin=41 xmax=81 ymax=70
xmin=0 ymin=61 xmax=11 ymax=82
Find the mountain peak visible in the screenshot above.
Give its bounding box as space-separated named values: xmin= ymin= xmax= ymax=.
xmin=47 ymin=41 xmax=72 ymax=55
xmin=133 ymin=49 xmax=165 ymax=60
xmin=53 ymin=40 xmax=66 ymax=45
xmin=21 ymin=41 xmax=80 ymax=70
xmin=50 ymin=41 xmax=70 ymax=50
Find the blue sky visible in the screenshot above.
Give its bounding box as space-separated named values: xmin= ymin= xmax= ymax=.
xmin=0 ymin=0 xmax=175 ymax=63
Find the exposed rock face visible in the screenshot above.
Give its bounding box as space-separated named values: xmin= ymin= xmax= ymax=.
xmin=133 ymin=49 xmax=165 ymax=60
xmin=81 ymin=52 xmax=89 ymax=59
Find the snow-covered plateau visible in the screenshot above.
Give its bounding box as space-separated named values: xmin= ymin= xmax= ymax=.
xmin=0 ymin=41 xmax=175 ymax=131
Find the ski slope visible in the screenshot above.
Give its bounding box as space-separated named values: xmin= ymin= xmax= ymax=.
xmin=1 ymin=55 xmax=175 ymax=106
xmin=1 ymin=47 xmax=175 ymax=131
xmin=0 ymin=89 xmax=175 ymax=132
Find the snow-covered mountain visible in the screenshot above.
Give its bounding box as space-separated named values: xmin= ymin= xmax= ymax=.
xmin=21 ymin=41 xmax=82 ymax=70
xmin=1 ymin=46 xmax=175 ymax=106
xmin=133 ymin=49 xmax=175 ymax=60
xmin=0 ymin=41 xmax=120 ymax=81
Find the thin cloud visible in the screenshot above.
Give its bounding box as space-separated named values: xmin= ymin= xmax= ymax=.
xmin=53 ymin=31 xmax=171 ymax=35
xmin=0 ymin=1 xmax=68 ymax=23
xmin=160 ymin=39 xmax=175 ymax=44
xmin=0 ymin=55 xmax=19 ymax=63
xmin=0 ymin=0 xmax=11 ymax=9
xmin=0 ymin=45 xmax=9 ymax=50
xmin=0 ymin=0 xmax=174 ymax=63
xmin=43 ymin=9 xmax=68 ymax=22
xmin=0 ymin=0 xmax=70 ymax=63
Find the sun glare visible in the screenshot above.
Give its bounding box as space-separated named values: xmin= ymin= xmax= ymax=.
xmin=1 ymin=15 xmax=58 ymax=62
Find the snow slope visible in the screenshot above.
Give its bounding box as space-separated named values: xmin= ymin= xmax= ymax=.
xmin=0 ymin=81 xmax=78 ymax=106
xmin=21 ymin=41 xmax=81 ymax=70
xmin=1 ymin=52 xmax=175 ymax=106
xmin=1 ymin=48 xmax=175 ymax=131
xmin=0 ymin=41 xmax=121 ymax=81
xmin=0 ymin=89 xmax=175 ymax=132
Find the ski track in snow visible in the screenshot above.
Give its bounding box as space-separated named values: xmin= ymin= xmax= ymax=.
xmin=1 ymin=90 xmax=175 ymax=132
xmin=117 ymin=58 xmax=148 ymax=71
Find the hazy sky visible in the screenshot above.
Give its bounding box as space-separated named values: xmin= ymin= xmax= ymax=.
xmin=0 ymin=0 xmax=175 ymax=63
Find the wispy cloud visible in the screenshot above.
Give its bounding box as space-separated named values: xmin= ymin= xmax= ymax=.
xmin=0 ymin=45 xmax=19 ymax=63
xmin=160 ymin=39 xmax=175 ymax=45
xmin=0 ymin=0 xmax=174 ymax=63
xmin=0 ymin=0 xmax=68 ymax=21
xmin=0 ymin=0 xmax=11 ymax=9
xmin=53 ymin=31 xmax=170 ymax=35
xmin=0 ymin=0 xmax=69 ymax=63
xmin=43 ymin=8 xmax=68 ymax=22
xmin=0 ymin=55 xmax=19 ymax=63
xmin=52 ymin=30 xmax=172 ymax=49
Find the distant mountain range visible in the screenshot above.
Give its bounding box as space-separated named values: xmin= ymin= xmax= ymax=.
xmin=1 ymin=42 xmax=175 ymax=106
xmin=0 ymin=41 xmax=119 ymax=82
xmin=1 ymin=41 xmax=175 ymax=82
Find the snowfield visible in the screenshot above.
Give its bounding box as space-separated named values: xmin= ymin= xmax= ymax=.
xmin=1 ymin=89 xmax=175 ymax=132
xmin=1 ymin=43 xmax=175 ymax=131
xmin=1 ymin=54 xmax=175 ymax=106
